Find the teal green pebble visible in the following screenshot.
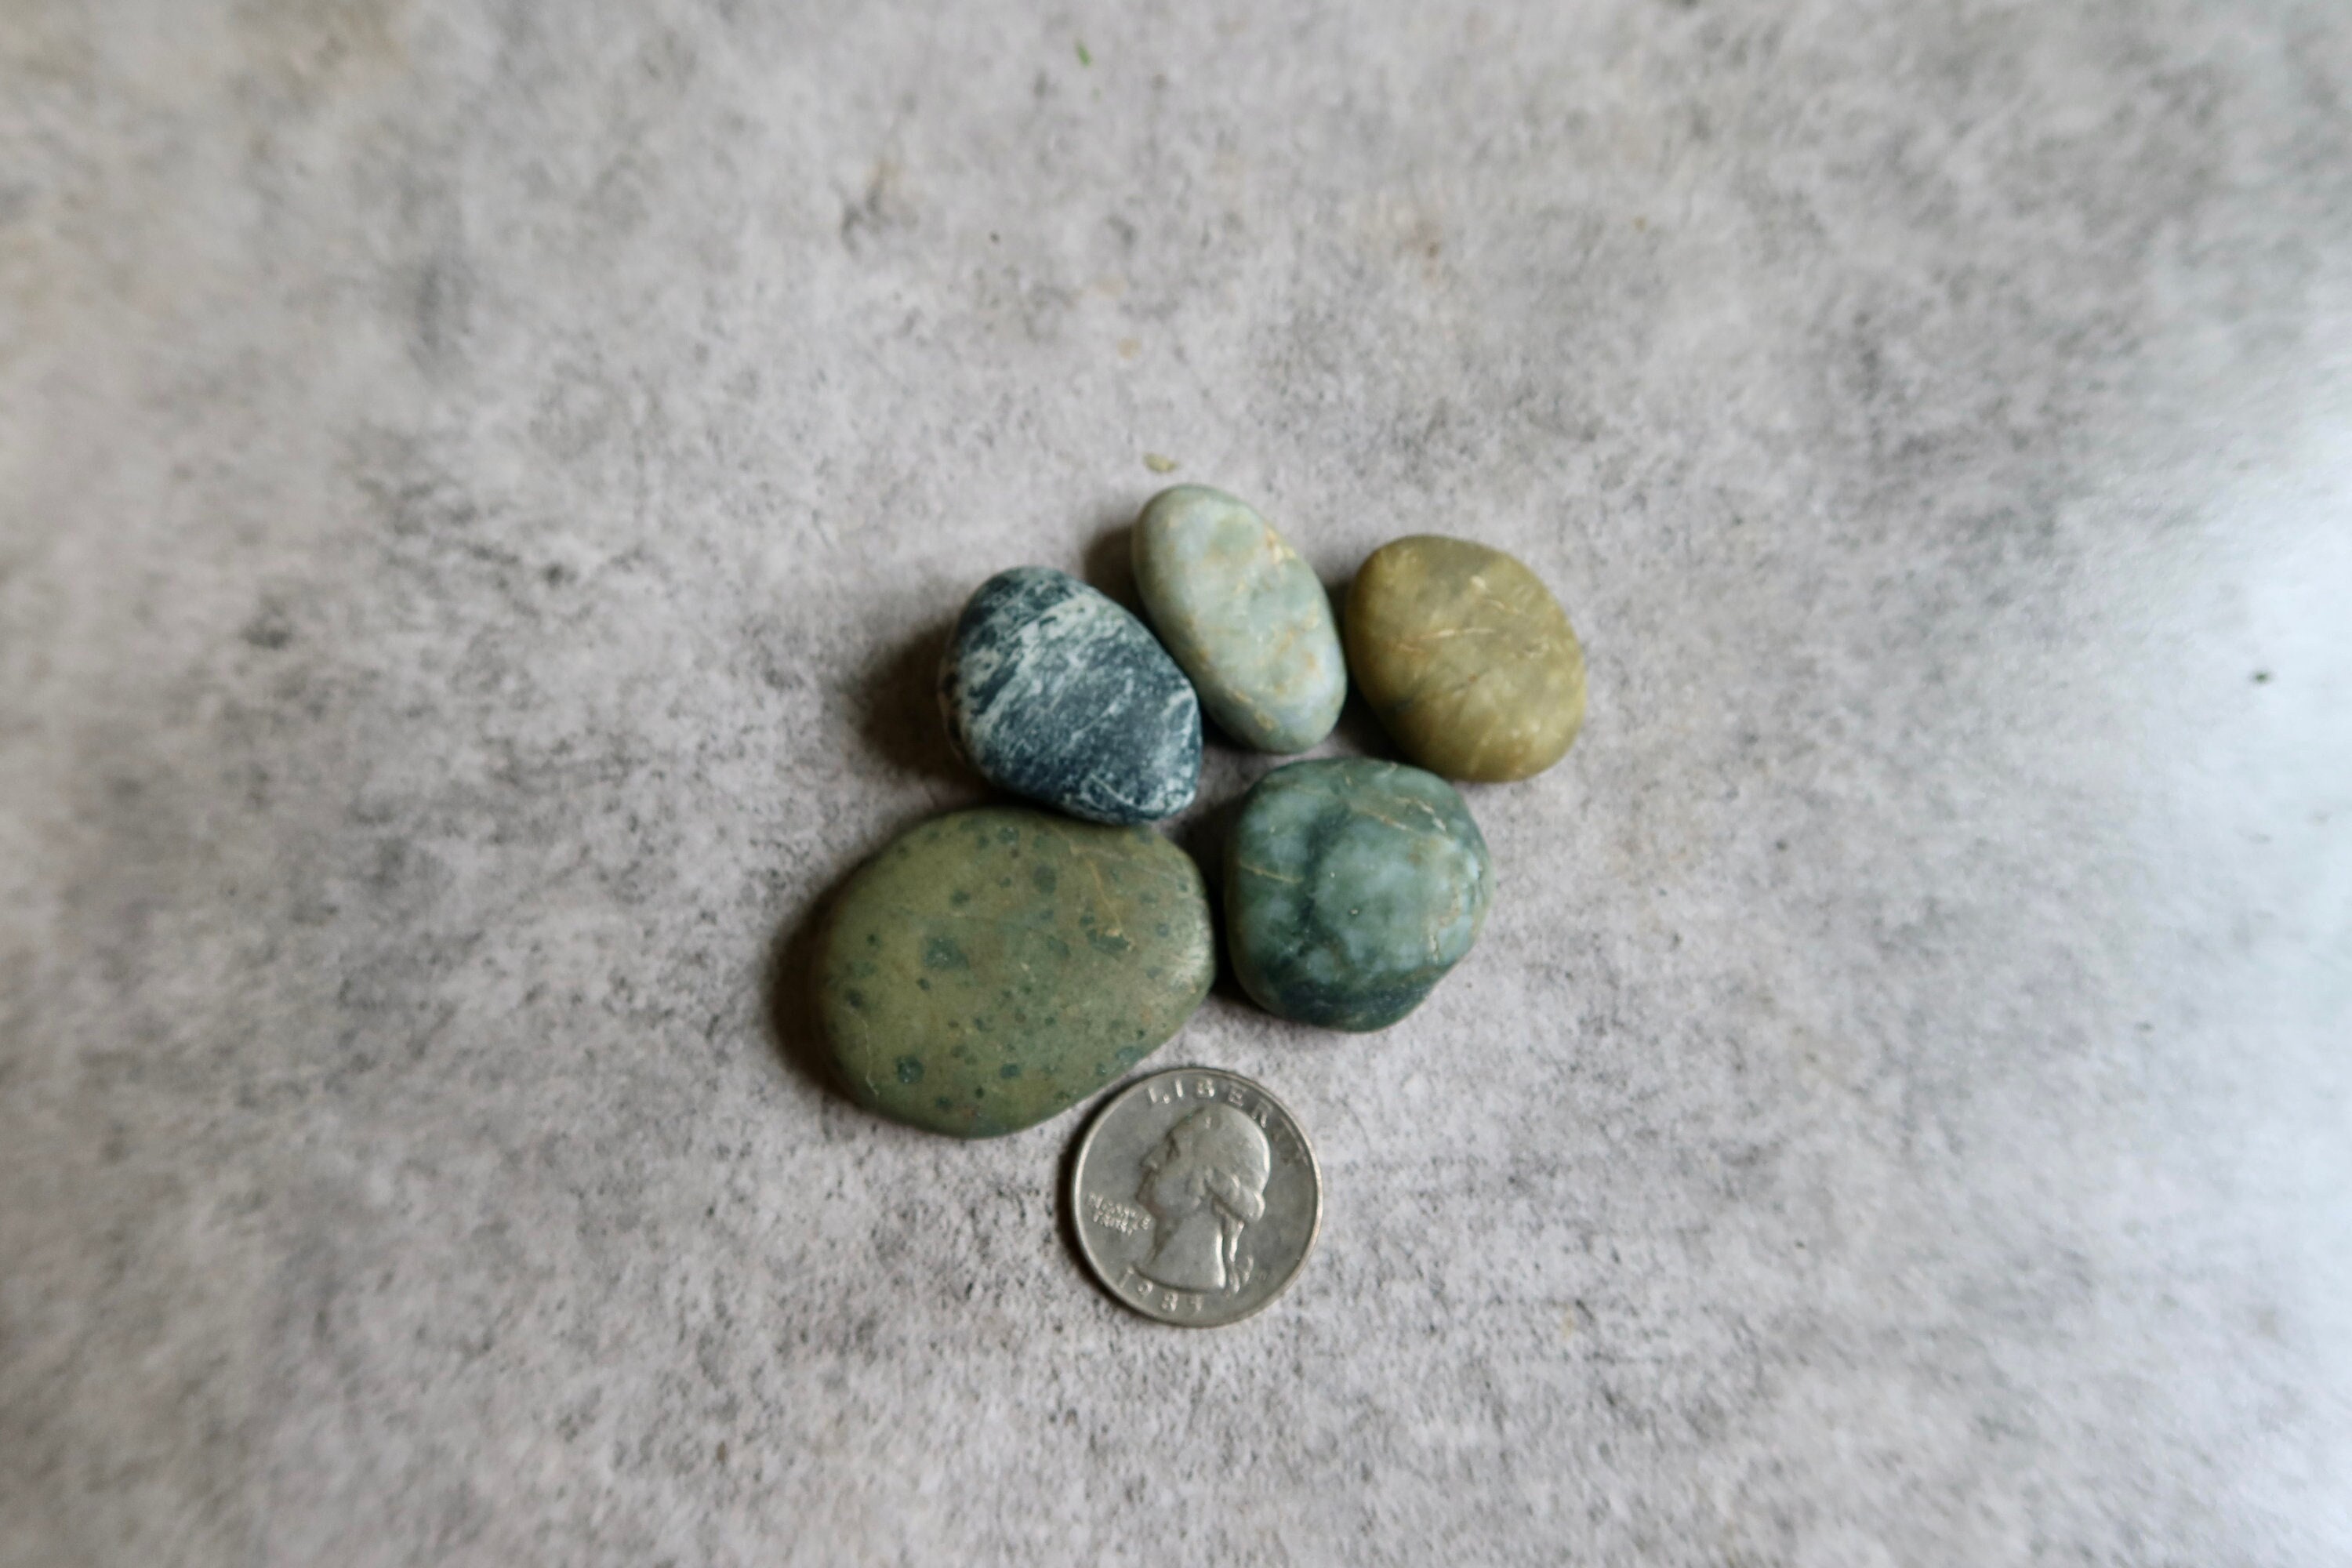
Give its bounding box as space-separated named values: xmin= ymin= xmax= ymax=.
xmin=1225 ymin=758 xmax=1494 ymax=1031
xmin=1131 ymin=485 xmax=1346 ymax=753
xmin=817 ymin=807 xmax=1215 ymax=1136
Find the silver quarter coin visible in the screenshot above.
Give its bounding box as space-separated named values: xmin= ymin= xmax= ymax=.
xmin=1069 ymin=1066 xmax=1322 ymax=1327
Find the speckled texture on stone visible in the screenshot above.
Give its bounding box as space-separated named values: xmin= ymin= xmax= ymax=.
xmin=1132 ymin=485 xmax=1347 ymax=753
xmin=940 ymin=566 xmax=1201 ymax=823
xmin=816 ymin=808 xmax=1214 ymax=1137
xmin=1227 ymin=759 xmax=1494 ymax=1031
xmin=1348 ymin=535 xmax=1588 ymax=782
xmin=4 ymin=3 xmax=2350 ymax=1566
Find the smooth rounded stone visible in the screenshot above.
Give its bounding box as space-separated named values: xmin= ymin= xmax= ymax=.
xmin=939 ymin=567 xmax=1201 ymax=824
xmin=1345 ymin=535 xmax=1587 ymax=782
xmin=1225 ymin=758 xmax=1494 ymax=1032
xmin=817 ymin=807 xmax=1215 ymax=1138
xmin=1131 ymin=485 xmax=1346 ymax=753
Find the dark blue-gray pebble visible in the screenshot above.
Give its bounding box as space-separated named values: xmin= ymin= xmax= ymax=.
xmin=938 ymin=567 xmax=1201 ymax=825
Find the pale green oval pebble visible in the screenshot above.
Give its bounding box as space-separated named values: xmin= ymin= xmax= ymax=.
xmin=1132 ymin=485 xmax=1346 ymax=754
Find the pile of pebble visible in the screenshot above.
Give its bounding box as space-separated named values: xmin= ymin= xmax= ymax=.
xmin=816 ymin=485 xmax=1587 ymax=1138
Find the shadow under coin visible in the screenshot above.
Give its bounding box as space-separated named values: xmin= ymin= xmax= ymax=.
xmin=1055 ymin=1093 xmax=1099 ymax=1302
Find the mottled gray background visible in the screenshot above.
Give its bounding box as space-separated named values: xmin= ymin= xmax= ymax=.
xmin=3 ymin=1 xmax=2348 ymax=1563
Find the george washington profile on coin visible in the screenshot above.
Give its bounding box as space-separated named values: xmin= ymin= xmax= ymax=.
xmin=1070 ymin=1067 xmax=1321 ymax=1327
xmin=1134 ymin=1102 xmax=1271 ymax=1293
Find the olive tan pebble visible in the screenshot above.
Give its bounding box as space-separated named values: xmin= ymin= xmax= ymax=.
xmin=1345 ymin=535 xmax=1586 ymax=782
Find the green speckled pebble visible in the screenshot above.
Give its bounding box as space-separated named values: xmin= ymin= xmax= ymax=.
xmin=1225 ymin=758 xmax=1494 ymax=1032
xmin=818 ymin=807 xmax=1214 ymax=1137
xmin=1132 ymin=485 xmax=1346 ymax=753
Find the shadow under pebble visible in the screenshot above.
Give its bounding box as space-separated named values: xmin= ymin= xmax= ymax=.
xmin=1325 ymin=678 xmax=1393 ymax=761
xmin=761 ymin=860 xmax=862 ymax=1105
xmin=1080 ymin=509 xmax=1143 ymax=615
xmin=851 ymin=615 xmax=967 ymax=786
xmin=1322 ymin=574 xmax=1392 ymax=761
xmin=1165 ymin=788 xmax=1255 ymax=1011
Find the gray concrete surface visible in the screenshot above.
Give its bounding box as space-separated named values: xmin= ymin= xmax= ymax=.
xmin=4 ymin=2 xmax=2349 ymax=1563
